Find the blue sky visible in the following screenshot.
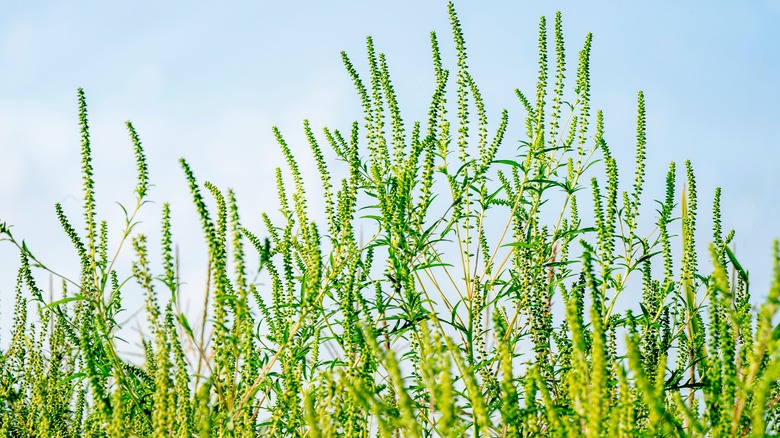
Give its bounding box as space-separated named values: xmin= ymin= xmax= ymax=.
xmin=1 ymin=1 xmax=779 ymax=344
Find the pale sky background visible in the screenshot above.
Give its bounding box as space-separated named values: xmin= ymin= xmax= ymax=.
xmin=1 ymin=1 xmax=779 ymax=349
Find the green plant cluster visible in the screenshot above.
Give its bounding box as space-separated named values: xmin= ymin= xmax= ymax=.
xmin=2 ymin=4 xmax=780 ymax=437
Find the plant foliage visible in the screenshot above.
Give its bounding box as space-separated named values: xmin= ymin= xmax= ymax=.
xmin=2 ymin=4 xmax=780 ymax=437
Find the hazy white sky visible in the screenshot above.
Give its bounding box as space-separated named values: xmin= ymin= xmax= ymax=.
xmin=1 ymin=1 xmax=779 ymax=345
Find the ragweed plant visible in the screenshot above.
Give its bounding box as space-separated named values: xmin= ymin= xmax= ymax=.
xmin=2 ymin=3 xmax=780 ymax=437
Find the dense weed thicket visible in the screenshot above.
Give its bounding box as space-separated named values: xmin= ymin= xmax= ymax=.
xmin=2 ymin=4 xmax=780 ymax=437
